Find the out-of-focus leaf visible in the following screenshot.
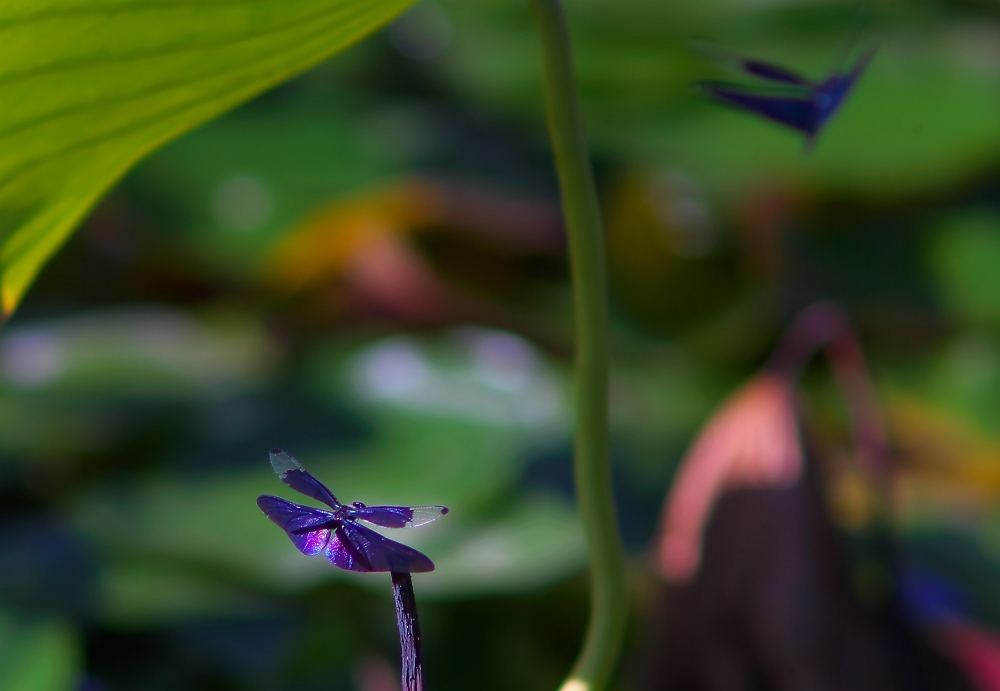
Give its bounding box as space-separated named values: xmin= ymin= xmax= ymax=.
xmin=929 ymin=211 xmax=1000 ymax=324
xmin=605 ymin=171 xmax=742 ymax=333
xmin=260 ymin=181 xmax=436 ymax=293
xmin=0 ymin=307 xmax=277 ymax=400
xmin=130 ymin=105 xmax=428 ymax=278
xmin=437 ymin=0 xmax=1000 ymax=200
xmin=0 ymin=397 xmax=112 ymax=454
xmin=414 ymin=494 xmax=585 ymax=599
xmin=97 ymin=562 xmax=272 ymax=626
xmin=69 ymin=327 xmax=579 ymax=596
xmin=73 ymin=413 xmax=532 ymax=592
xmin=0 ymin=0 xmax=414 ymax=317
xmin=608 ymin=349 xmax=720 ymax=480
xmin=0 ymin=615 xmax=79 ymax=691
xmin=888 ymin=395 xmax=1000 ymax=508
xmin=330 ymin=330 xmax=567 ymax=429
xmin=889 ymin=336 xmax=1000 ymax=437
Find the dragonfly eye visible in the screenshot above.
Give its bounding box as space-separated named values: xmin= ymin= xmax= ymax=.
xmin=352 ymin=501 xmax=367 ymax=509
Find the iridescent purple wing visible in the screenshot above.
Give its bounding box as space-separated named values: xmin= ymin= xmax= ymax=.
xmin=257 ymin=494 xmax=333 ymax=556
xmin=742 ymin=59 xmax=812 ymax=86
xmin=814 ymin=46 xmax=876 ymax=126
xmin=350 ymin=505 xmax=449 ymax=529
xmin=268 ymin=449 xmax=340 ymax=509
xmin=326 ymin=520 xmax=435 ymax=573
xmin=699 ymin=83 xmax=818 ymax=135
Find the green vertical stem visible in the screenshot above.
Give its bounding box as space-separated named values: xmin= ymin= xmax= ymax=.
xmin=527 ymin=2 xmax=628 ymax=691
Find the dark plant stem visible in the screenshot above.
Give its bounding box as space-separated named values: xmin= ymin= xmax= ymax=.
xmin=391 ymin=571 xmax=423 ymax=691
xmin=766 ymin=302 xmax=896 ymax=592
xmin=527 ymin=1 xmax=628 ymax=690
xmin=766 ymin=301 xmax=889 ymax=482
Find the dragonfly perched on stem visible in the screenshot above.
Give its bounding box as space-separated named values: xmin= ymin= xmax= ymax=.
xmin=696 ymin=44 xmax=876 ymax=148
xmin=257 ymin=449 xmax=447 ymax=691
xmin=257 ymin=449 xmax=447 ymax=572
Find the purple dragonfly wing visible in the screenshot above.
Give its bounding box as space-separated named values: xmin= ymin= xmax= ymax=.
xmin=326 ymin=520 xmax=435 ymax=573
xmin=350 ymin=505 xmax=449 ymax=529
xmin=742 ymin=59 xmax=812 ymax=86
xmin=845 ymin=46 xmax=877 ymax=81
xmin=699 ymin=82 xmax=818 ymax=135
xmin=257 ymin=494 xmax=333 ymax=556
xmin=693 ymin=42 xmax=813 ymax=87
xmin=268 ymin=449 xmax=340 ymax=509
xmin=813 ymin=48 xmax=876 ymax=128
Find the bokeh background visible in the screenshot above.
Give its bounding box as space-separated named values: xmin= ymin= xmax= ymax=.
xmin=3 ymin=0 xmax=1000 ymax=689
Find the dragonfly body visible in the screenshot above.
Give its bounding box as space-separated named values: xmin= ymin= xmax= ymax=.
xmin=257 ymin=449 xmax=447 ymax=573
xmin=699 ymin=47 xmax=875 ymax=143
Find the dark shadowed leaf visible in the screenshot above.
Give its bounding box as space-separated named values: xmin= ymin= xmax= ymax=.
xmin=0 ymin=615 xmax=79 ymax=691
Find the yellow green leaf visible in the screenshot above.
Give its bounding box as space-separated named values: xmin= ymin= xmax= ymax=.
xmin=0 ymin=0 xmax=414 ymax=317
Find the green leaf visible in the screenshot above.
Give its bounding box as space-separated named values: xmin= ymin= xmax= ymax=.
xmin=128 ymin=93 xmax=422 ymax=278
xmin=72 ymin=412 xmax=587 ymax=597
xmin=437 ymin=0 xmax=1000 ymax=200
xmin=413 ymin=494 xmax=586 ymax=600
xmin=97 ymin=561 xmax=274 ymax=625
xmin=72 ymin=413 xmax=522 ymax=586
xmin=0 ymin=616 xmax=79 ymax=691
xmin=0 ymin=306 xmax=277 ymax=400
xmin=0 ymin=0 xmax=414 ymax=317
xmin=929 ymin=211 xmax=1000 ymax=324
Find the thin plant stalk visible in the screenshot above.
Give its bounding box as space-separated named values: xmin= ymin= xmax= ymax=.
xmin=391 ymin=571 xmax=424 ymax=691
xmin=527 ymin=1 xmax=628 ymax=690
xmin=766 ymin=301 xmax=890 ymax=484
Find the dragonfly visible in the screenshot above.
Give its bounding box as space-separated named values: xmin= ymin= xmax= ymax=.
xmin=696 ymin=45 xmax=876 ymax=145
xmin=257 ymin=449 xmax=448 ymax=573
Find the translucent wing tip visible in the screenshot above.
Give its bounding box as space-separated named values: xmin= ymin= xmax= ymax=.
xmin=269 ymin=448 xmax=302 ymax=478
xmin=408 ymin=506 xmax=449 ymax=527
xmin=851 ymin=45 xmax=878 ymax=77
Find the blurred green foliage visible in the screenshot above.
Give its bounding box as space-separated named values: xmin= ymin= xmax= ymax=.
xmin=930 ymin=210 xmax=1000 ymax=324
xmin=0 ymin=616 xmax=78 ymax=691
xmin=2 ymin=0 xmax=1000 ymax=689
